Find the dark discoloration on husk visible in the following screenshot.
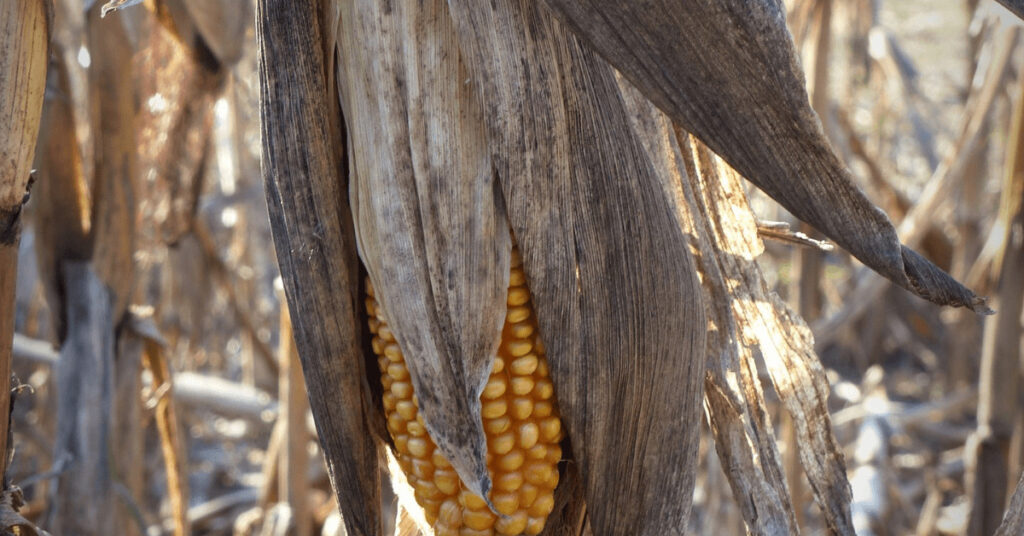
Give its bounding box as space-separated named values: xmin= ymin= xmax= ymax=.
xmin=337 ymin=0 xmax=509 ymax=499
xmin=257 ymin=1 xmax=384 ymax=534
xmin=446 ymin=1 xmax=707 ymax=533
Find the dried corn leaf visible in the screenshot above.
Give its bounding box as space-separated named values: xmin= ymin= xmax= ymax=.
xmin=257 ymin=1 xmax=384 ymax=535
xmin=88 ymin=10 xmax=138 ymax=322
xmin=338 ymin=0 xmax=508 ymax=498
xmin=542 ymin=0 xmax=988 ymax=313
xmin=446 ymin=1 xmax=706 ymax=533
xmin=0 ymin=0 xmax=49 ymax=215
xmin=614 ymin=78 xmax=801 ymax=536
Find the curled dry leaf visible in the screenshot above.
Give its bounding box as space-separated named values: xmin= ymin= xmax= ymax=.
xmin=541 ymin=0 xmax=990 ymax=313
xmin=0 ymin=487 xmax=51 ymax=536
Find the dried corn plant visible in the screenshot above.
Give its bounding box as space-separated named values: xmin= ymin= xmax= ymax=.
xmin=6 ymin=0 xmax=1024 ymax=534
xmin=259 ymin=1 xmax=993 ymax=536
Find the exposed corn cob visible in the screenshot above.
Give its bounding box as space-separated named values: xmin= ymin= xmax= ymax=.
xmin=365 ymin=246 xmax=563 ymax=536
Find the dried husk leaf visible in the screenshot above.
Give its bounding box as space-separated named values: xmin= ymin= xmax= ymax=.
xmin=257 ymin=1 xmax=384 ymax=534
xmin=0 ymin=0 xmax=49 ymax=215
xmin=446 ymin=1 xmax=707 ymax=533
xmin=338 ymin=0 xmax=508 ymax=498
xmin=614 ymin=77 xmax=800 ymax=536
xmin=541 ymin=0 xmax=988 ymax=313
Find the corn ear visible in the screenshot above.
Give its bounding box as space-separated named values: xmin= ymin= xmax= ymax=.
xmin=366 ymin=245 xmax=563 ymax=536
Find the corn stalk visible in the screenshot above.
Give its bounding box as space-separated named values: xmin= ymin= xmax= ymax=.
xmin=0 ymin=0 xmax=49 ymax=488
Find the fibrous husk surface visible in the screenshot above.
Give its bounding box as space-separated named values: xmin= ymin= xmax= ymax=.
xmin=338 ymin=0 xmax=509 ymax=500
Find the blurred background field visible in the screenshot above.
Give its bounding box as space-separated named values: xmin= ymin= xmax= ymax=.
xmin=9 ymin=0 xmax=1024 ymax=534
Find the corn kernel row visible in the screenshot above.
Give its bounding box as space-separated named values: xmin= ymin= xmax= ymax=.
xmin=365 ymin=247 xmax=562 ymax=535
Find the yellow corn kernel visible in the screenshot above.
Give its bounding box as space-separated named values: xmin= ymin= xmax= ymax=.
xmin=460 ymin=491 xmax=488 ymax=511
xmin=518 ymin=483 xmax=539 ymax=507
xmin=365 ymin=243 xmax=563 ymax=535
xmin=517 ymin=422 xmax=540 ymax=450
xmin=532 ymin=401 xmax=553 ymax=418
xmin=495 ymin=511 xmax=529 ymax=535
xmin=395 ymin=400 xmax=417 ymax=421
xmin=507 ymin=287 xmax=530 ymax=306
xmin=510 ymin=322 xmax=534 ymax=339
xmin=383 ymin=343 xmax=403 ymax=361
xmin=509 ymin=355 xmax=539 ymax=376
xmin=382 ymin=392 xmax=397 ymax=411
xmin=489 ymin=432 xmax=516 ymax=456
xmin=391 ymin=381 xmax=413 ymax=399
xmin=528 ymin=492 xmax=555 ymax=518
xmin=439 ymin=498 xmax=462 ymax=525
xmin=482 ymin=399 xmax=508 ymax=419
xmin=492 ymin=491 xmax=520 ymax=516
xmin=506 ymin=306 xmax=530 ymax=323
xmin=482 ymin=377 xmax=507 ymax=399
xmin=510 ymin=377 xmax=535 ymax=396
xmin=435 ymin=526 xmax=458 ymax=536
xmin=407 ymin=438 xmax=430 ymax=458
xmin=484 ymin=416 xmax=511 ymax=435
xmin=435 ymin=470 xmax=461 ymax=495
xmin=406 ymin=420 xmax=427 ymax=437
xmin=412 ymin=459 xmax=434 ymax=480
xmin=509 ymin=398 xmax=534 ymax=420
xmin=505 ymin=340 xmax=533 ymax=357
xmin=495 ymin=471 xmax=525 ymax=492
xmin=539 ymin=417 xmax=562 ymax=442
xmin=497 ymin=450 xmax=526 ymax=472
